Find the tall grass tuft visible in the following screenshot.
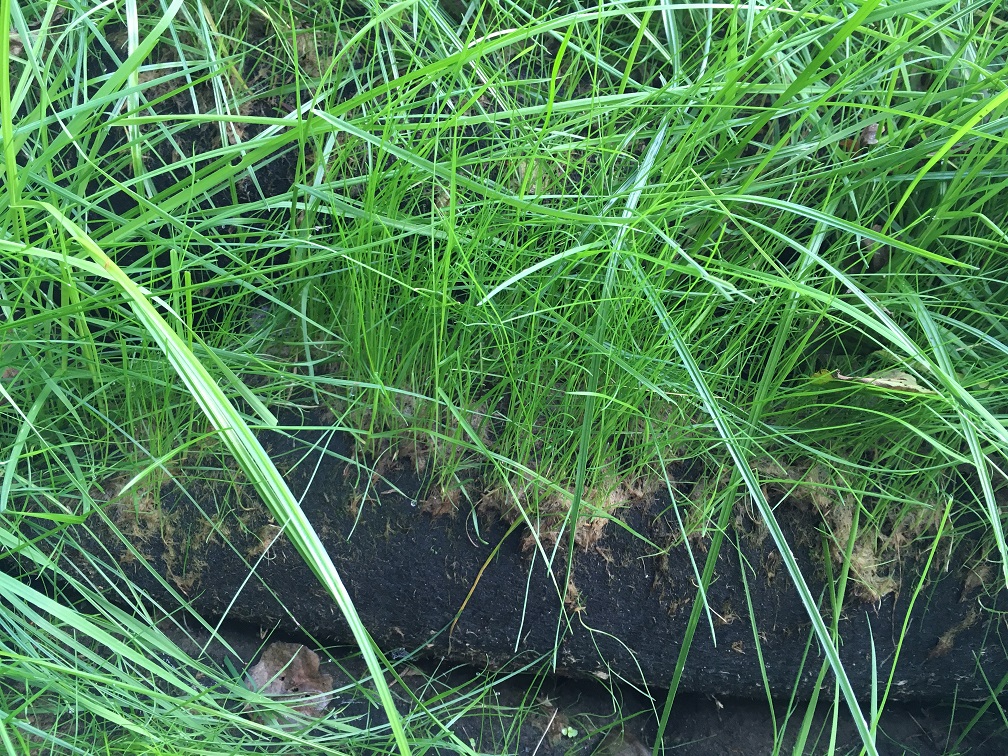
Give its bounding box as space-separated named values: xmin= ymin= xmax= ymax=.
xmin=2 ymin=0 xmax=1006 ymax=753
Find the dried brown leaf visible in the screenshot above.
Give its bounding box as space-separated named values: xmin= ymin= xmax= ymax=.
xmin=245 ymin=642 xmax=333 ymax=719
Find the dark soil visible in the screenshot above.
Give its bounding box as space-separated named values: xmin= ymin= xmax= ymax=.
xmin=51 ymin=409 xmax=1008 ymax=754
xmin=74 ymin=414 xmax=1008 ymax=697
xmin=168 ymin=621 xmax=1008 ymax=756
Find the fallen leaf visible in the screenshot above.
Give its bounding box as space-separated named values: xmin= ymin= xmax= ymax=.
xmin=860 ymin=122 xmax=879 ymax=146
xmin=245 ymin=642 xmax=333 ymax=719
xmin=838 ymin=121 xmax=881 ymax=154
xmin=9 ymin=31 xmax=24 ymax=58
xmin=596 ymin=730 xmax=651 ymax=756
xmin=825 ymin=370 xmax=936 ymax=395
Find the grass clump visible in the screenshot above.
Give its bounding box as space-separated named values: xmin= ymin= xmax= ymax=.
xmin=2 ymin=0 xmax=1007 ymax=753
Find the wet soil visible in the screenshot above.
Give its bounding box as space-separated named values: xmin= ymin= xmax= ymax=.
xmin=167 ymin=621 xmax=1008 ymax=756
xmin=65 ymin=411 xmax=1008 ymax=711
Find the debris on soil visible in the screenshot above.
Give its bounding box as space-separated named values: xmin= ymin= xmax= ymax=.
xmin=595 ymin=730 xmax=651 ymax=756
xmin=245 ymin=641 xmax=333 ymax=719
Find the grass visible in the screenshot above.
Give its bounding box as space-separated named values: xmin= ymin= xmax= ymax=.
xmin=2 ymin=0 xmax=1007 ymax=753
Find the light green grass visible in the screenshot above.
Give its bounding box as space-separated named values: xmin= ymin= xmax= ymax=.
xmin=2 ymin=0 xmax=1007 ymax=753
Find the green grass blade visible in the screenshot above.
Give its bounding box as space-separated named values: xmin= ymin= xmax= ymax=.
xmin=24 ymin=201 xmax=412 ymax=756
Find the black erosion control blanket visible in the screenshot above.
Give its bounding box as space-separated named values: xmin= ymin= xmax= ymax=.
xmin=72 ymin=421 xmax=1007 ymax=701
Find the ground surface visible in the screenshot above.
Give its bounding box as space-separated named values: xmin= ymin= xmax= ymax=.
xmin=76 ymin=415 xmax=1008 ymax=700
xmin=168 ymin=622 xmax=1008 ymax=756
xmin=63 ymin=414 xmax=1008 ymax=753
